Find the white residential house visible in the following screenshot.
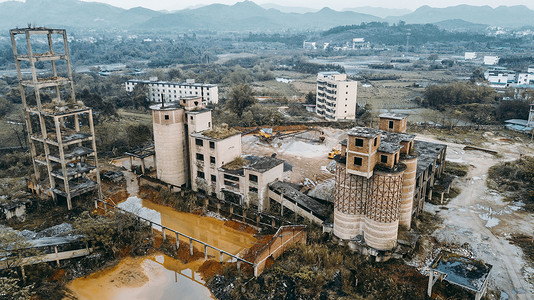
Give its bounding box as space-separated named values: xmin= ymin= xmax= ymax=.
xmin=125 ymin=78 xmax=219 ymax=104
xmin=464 ymin=52 xmax=477 ymax=60
xmin=484 ymin=56 xmax=500 ymax=65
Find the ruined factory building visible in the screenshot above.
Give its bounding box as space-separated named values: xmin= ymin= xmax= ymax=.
xmin=10 ymin=28 xmax=102 ymax=210
xmin=427 ymin=251 xmax=492 ymax=300
xmin=332 ymin=113 xmax=446 ymax=260
xmin=267 ymin=180 xmax=329 ymax=226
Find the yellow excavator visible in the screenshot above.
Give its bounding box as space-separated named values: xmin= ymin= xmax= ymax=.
xmin=328 ymin=148 xmax=340 ymax=159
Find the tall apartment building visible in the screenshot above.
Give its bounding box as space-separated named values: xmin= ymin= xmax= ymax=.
xmin=316 ymin=72 xmax=358 ymax=121
xmin=126 ymin=78 xmax=218 ymax=104
xmin=333 ymin=113 xmax=446 ymax=259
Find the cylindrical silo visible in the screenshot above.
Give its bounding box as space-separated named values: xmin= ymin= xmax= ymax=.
xmin=151 ymin=104 xmax=187 ymax=187
xmin=364 ymin=167 xmax=405 ymax=251
xmin=333 ymin=162 xmax=372 ymax=240
xmin=399 ymin=155 xmax=418 ymax=230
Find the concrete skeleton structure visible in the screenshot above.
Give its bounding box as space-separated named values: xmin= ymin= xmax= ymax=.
xmin=126 ymin=78 xmax=218 ymax=104
xmin=332 ymin=113 xmax=446 ymax=259
xmin=10 ymin=27 xmax=102 ymax=210
xmin=151 ymin=97 xmax=284 ymax=211
xmin=316 ymin=72 xmax=358 ymax=121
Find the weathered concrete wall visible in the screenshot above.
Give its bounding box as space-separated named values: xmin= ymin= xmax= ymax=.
xmin=399 ymin=156 xmax=418 ymax=229
xmin=364 ymin=170 xmax=403 ymax=251
xmin=379 ymin=117 xmax=407 ymax=133
xmin=152 ymin=108 xmax=187 ymax=187
xmin=248 ymin=163 xmax=284 ymax=211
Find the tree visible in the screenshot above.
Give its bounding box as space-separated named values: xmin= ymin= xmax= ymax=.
xmin=305 ymin=91 xmax=316 ymax=105
xmin=127 ymin=124 xmax=152 ymax=148
xmin=0 ymin=277 xmax=33 ymax=300
xmin=0 ymin=97 xmax=12 ymax=117
xmin=226 ymin=84 xmax=256 ymax=117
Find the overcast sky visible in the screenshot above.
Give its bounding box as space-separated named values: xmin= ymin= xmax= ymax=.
xmin=3 ymin=0 xmax=534 ymax=11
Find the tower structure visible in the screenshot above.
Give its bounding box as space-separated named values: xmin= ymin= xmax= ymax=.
xmin=528 ymin=104 xmax=534 ymax=127
xmin=333 ymin=114 xmax=419 ymax=255
xmin=10 ymin=27 xmax=102 ymax=209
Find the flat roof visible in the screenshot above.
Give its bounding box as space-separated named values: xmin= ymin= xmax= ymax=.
xmin=127 ymin=79 xmax=217 ymax=87
xmin=245 ymin=155 xmax=284 ymax=173
xmin=379 ymin=113 xmax=407 ymax=120
xmin=346 ymin=127 xmax=381 ymax=138
xmin=149 ymin=102 xmax=182 ymax=111
xmin=414 ymin=140 xmax=446 ymax=176
xmin=221 ymin=155 xmax=284 ymax=174
xmin=430 ymin=251 xmax=492 ymax=293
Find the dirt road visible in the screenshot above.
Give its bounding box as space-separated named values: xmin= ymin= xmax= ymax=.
xmin=416 ymin=134 xmax=534 ymax=299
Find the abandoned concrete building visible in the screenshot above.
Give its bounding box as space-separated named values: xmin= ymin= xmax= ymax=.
xmin=151 ymin=96 xmax=285 ymax=211
xmin=332 ymin=113 xmax=446 ymax=258
xmin=10 ymin=28 xmax=102 ymax=209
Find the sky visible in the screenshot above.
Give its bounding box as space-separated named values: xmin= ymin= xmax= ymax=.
xmin=2 ymin=0 xmax=534 ymax=11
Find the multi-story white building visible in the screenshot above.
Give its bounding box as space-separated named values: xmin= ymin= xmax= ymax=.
xmin=316 ymin=72 xmax=358 ymax=121
xmin=464 ymin=52 xmax=477 ymax=60
xmin=483 ymin=55 xmax=500 ymax=65
xmin=125 ymin=78 xmax=218 ymax=104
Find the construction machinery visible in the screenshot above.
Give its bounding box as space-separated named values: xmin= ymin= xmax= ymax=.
xmin=328 ymin=148 xmax=340 ymax=159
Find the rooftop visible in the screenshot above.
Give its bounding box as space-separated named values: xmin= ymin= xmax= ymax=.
xmin=221 ymin=155 xmax=284 ymax=174
xmin=149 ymin=102 xmax=183 ymax=111
xmin=127 ymin=79 xmax=216 ymax=87
xmin=346 ymin=127 xmax=381 ymax=139
xmin=430 ymin=251 xmax=492 ymax=293
xmin=414 ymin=140 xmax=447 ymax=176
xmin=245 ymin=155 xmax=284 ymax=173
xmin=379 ymin=113 xmax=407 ymax=120
xmin=196 ymin=125 xmax=240 ymax=140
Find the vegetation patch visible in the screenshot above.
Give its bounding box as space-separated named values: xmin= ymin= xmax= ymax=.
xmin=206 ymin=227 xmax=469 ymax=300
xmin=508 ymin=234 xmax=534 ymax=263
xmin=488 ymin=156 xmax=534 ymax=211
xmin=222 ymin=157 xmax=248 ymax=171
xmin=202 ymin=124 xmax=239 ymax=140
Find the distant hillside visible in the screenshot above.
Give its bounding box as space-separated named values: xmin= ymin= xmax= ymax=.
xmin=343 ymin=7 xmax=411 ymax=18
xmin=0 ymin=0 xmax=162 ymax=30
xmin=140 ymin=2 xmax=380 ymax=31
xmin=388 ymin=5 xmax=534 ymax=27
xmin=1 ymin=0 xmax=534 ymax=33
xmin=260 ymin=3 xmax=317 ymax=14
xmin=433 ymin=19 xmax=488 ymax=32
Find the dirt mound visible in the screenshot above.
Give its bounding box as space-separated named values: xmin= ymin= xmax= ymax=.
xmin=223 ymin=220 xmax=257 ymax=234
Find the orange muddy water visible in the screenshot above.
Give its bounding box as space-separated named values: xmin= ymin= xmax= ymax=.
xmin=67 ymin=174 xmax=257 ymax=300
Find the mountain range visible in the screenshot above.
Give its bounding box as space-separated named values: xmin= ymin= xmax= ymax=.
xmin=1 ymin=0 xmax=534 ymax=32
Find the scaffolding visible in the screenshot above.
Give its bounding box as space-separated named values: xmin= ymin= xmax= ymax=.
xmin=10 ymin=27 xmax=102 ymax=209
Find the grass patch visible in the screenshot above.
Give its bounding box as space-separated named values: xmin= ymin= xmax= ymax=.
xmin=413 ymin=211 xmax=442 ymax=235
xmin=222 ymin=156 xmax=248 ymax=171
xmin=444 ymin=161 xmax=469 ymax=177
xmin=508 ymin=234 xmax=534 ymax=264
xmin=206 ymin=226 xmax=470 ymax=300
xmin=202 ymin=124 xmax=240 ymax=140
xmin=488 ymin=156 xmax=534 ymax=211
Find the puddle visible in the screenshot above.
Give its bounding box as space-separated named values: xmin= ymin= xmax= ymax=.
xmin=118 ymin=196 xmax=256 ymax=258
xmin=68 ymin=255 xmax=213 ymax=300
